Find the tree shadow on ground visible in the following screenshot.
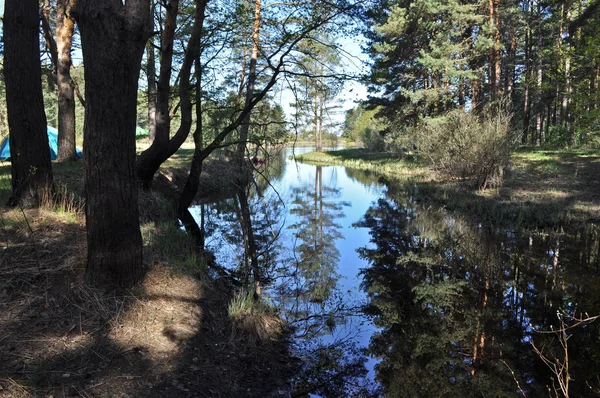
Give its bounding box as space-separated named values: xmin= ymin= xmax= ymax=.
xmin=391 ymin=151 xmax=600 ymax=231
xmin=0 ymin=206 xmax=297 ymax=398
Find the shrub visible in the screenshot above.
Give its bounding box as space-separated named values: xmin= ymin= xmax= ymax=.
xmin=417 ymin=103 xmax=518 ymax=189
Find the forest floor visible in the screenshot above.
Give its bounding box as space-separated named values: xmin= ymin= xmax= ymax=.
xmin=298 ymin=147 xmax=600 ymax=230
xmin=0 ymin=154 xmax=299 ymax=398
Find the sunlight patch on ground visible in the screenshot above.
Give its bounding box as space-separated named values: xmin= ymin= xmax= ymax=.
xmin=109 ymin=266 xmax=203 ymax=365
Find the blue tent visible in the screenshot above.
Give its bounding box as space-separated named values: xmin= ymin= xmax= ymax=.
xmin=0 ymin=126 xmax=82 ymax=161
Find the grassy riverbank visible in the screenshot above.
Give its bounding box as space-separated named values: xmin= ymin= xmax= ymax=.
xmin=294 ymin=148 xmax=428 ymax=178
xmin=0 ymin=156 xmax=296 ymax=397
xmin=296 ymin=147 xmax=600 ymax=230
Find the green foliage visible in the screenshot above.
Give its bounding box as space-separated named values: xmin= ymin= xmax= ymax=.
xmin=417 ymin=103 xmax=517 ymax=188
xmin=342 ymin=105 xmax=388 ymax=151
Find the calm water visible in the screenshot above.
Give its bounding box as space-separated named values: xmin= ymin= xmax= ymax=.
xmin=193 ymin=147 xmax=600 ymax=397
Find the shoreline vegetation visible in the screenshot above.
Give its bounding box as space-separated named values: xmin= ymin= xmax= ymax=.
xmin=295 ymin=147 xmax=600 ymax=231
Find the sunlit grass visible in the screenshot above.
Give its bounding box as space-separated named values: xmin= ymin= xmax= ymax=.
xmin=298 ymin=147 xmax=600 ymax=230
xmin=513 ymin=148 xmax=600 ymax=178
xmin=294 ymin=148 xmax=428 ymax=179
xmin=228 ymin=289 xmax=284 ymax=344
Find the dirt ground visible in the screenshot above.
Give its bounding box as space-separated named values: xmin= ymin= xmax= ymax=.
xmin=0 ymin=204 xmax=298 ymax=397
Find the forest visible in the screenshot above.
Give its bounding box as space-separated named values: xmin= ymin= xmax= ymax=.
xmin=0 ymin=0 xmax=600 ymax=396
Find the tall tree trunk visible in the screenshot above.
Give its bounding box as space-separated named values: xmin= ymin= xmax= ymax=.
xmin=178 ymin=54 xmax=206 ymax=246
xmin=74 ymin=0 xmax=152 ymax=286
xmin=41 ymin=0 xmax=58 ymax=69
xmin=489 ymin=0 xmax=502 ymax=99
xmin=4 ymin=0 xmax=54 ymax=208
xmin=146 ymin=3 xmax=157 ymax=144
xmin=505 ymin=32 xmax=516 ymax=99
xmin=178 ymin=59 xmax=205 ymax=249
xmin=523 ymin=0 xmax=532 ymax=143
xmin=317 ymin=83 xmax=324 ymax=151
xmin=594 ymin=65 xmax=599 ymax=110
xmin=56 ymin=0 xmax=78 ymax=162
xmin=237 ymin=0 xmax=262 ymax=168
xmin=535 ymin=12 xmax=543 ymax=146
xmin=175 ymin=0 xmax=209 ymax=215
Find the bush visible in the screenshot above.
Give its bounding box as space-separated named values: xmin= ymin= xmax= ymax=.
xmin=417 ymin=103 xmax=518 ymax=189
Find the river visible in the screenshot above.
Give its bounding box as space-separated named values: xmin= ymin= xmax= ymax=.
xmin=192 ymin=146 xmax=600 ymax=397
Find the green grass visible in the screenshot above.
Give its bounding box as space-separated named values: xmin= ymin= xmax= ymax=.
xmin=228 ymin=289 xmax=257 ymax=318
xmin=0 ymin=162 xmax=12 ymax=203
xmin=294 ymin=148 xmax=428 ymax=178
xmin=296 ymin=147 xmax=600 ymax=231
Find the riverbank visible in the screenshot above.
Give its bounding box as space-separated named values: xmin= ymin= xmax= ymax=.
xmin=0 ymin=158 xmax=297 ymax=397
xmin=296 ymin=147 xmax=600 ymax=230
xmin=293 ymin=148 xmax=427 ymax=178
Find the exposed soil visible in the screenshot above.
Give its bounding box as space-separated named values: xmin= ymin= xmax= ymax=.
xmin=0 ymin=198 xmax=297 ymax=397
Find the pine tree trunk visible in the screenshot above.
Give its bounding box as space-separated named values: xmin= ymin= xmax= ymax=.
xmin=237 ymin=0 xmax=262 ymax=168
xmin=146 ymin=10 xmax=157 ymax=144
xmin=56 ymin=0 xmax=77 ymax=162
xmin=535 ymin=11 xmax=543 ymax=146
xmin=488 ymin=0 xmax=502 ymax=99
xmin=523 ymin=0 xmax=532 ymax=143
xmin=74 ymin=0 xmax=151 ymax=286
xmin=4 ymin=0 xmax=54 ymax=208
xmin=594 ymin=65 xmax=599 ymax=110
xmin=505 ymin=32 xmax=516 ymax=99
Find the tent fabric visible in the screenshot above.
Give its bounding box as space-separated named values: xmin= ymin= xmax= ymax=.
xmin=0 ymin=126 xmax=83 ymax=161
xmin=136 ymin=126 xmax=149 ymax=138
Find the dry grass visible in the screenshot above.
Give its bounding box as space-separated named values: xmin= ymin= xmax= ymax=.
xmin=228 ymin=290 xmax=285 ymax=345
xmin=0 ymin=189 xmax=296 ymax=397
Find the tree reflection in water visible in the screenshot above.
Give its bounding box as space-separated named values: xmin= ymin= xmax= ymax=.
xmin=197 ymin=152 xmax=600 ymax=396
xmin=279 ymin=165 xmax=374 ymax=396
xmin=356 ymin=193 xmax=600 ymax=397
xmin=200 ymin=161 xmax=374 ymax=396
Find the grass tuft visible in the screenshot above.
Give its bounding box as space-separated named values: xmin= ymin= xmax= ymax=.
xmin=228 ymin=290 xmax=284 ymax=344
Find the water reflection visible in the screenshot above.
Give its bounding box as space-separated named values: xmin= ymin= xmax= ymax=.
xmin=193 ymin=147 xmax=600 ymax=397
xmin=357 ymin=191 xmax=600 ymax=397
xmin=195 ymin=148 xmax=381 ymax=395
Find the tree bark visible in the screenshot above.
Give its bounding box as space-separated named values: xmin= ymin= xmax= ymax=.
xmin=73 ymin=0 xmax=151 ymax=287
xmin=56 ymin=0 xmax=78 ymax=161
xmin=488 ymin=0 xmax=502 ymax=99
xmin=136 ymin=0 xmax=207 ymax=188
xmin=139 ymin=0 xmax=179 ymax=174
xmin=522 ymin=0 xmax=532 ymax=143
xmin=4 ymin=0 xmax=54 ymax=208
xmin=535 ymin=12 xmax=543 ymax=146
xmin=147 ymin=40 xmax=157 ymax=144
xmin=237 ymin=0 xmax=262 ymax=168
xmin=40 ymin=0 xmax=58 ymax=70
